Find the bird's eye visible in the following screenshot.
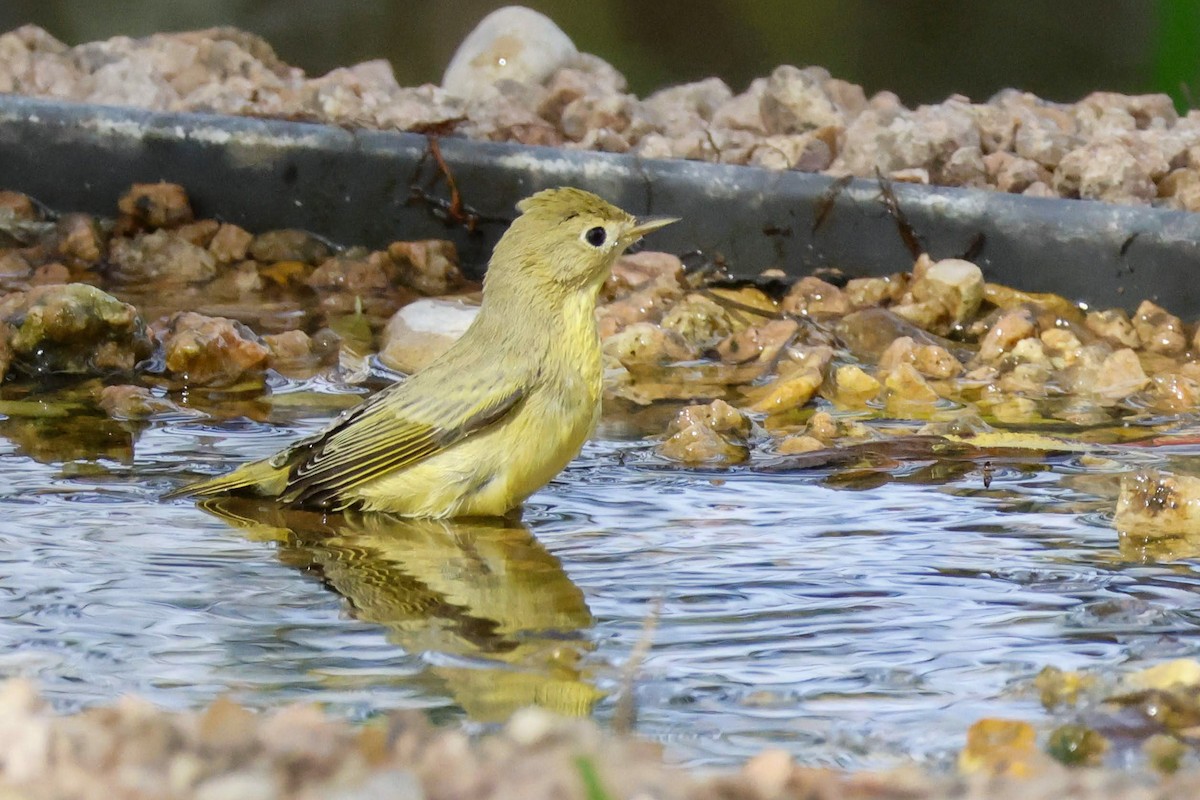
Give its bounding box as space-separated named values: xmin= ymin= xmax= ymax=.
xmin=584 ymin=226 xmax=607 ymax=247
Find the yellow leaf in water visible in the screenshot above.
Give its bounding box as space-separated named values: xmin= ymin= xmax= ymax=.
xmin=1124 ymin=658 xmax=1200 ymax=691
xmin=258 ymin=259 xmax=309 ymax=286
xmin=945 ymin=431 xmax=1091 ymax=452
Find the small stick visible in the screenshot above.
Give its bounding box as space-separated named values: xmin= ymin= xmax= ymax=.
xmin=874 ymin=168 xmax=924 ymax=258
xmin=408 ymin=137 xmax=484 ymax=232
xmin=611 ymin=594 xmax=663 ymax=735
xmin=812 ymin=173 xmax=854 ymax=234
xmin=429 ymin=138 xmax=479 ymax=232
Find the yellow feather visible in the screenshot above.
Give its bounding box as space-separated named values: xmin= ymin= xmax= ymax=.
xmin=168 ymin=187 xmax=677 ymax=517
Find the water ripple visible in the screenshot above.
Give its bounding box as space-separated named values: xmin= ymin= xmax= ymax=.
xmin=0 ymin=404 xmax=1194 ymax=769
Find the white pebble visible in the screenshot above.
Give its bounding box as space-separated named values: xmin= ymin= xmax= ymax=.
xmin=443 ymin=6 xmax=577 ymax=101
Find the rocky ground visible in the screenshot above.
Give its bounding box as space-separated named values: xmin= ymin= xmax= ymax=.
xmin=3 ymin=676 xmax=1200 ymax=800
xmin=3 ymin=11 xmax=1200 ymax=798
xmin=0 ymin=179 xmax=1198 ymax=795
xmin=1 ymin=14 xmax=1200 ymax=209
xmin=1 ymin=179 xmax=1198 ymax=489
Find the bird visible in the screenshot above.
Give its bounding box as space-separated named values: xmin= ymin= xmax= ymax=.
xmin=198 ymin=496 xmax=600 ymax=719
xmin=168 ymin=187 xmax=677 ymax=517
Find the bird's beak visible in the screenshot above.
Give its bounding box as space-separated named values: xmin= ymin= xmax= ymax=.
xmin=622 ymin=216 xmax=679 ymax=245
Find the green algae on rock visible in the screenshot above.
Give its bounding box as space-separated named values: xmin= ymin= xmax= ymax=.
xmin=0 ymin=283 xmax=152 ymax=379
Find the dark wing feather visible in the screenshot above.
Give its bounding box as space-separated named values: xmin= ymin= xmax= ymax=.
xmin=273 ymin=373 xmax=526 ymax=509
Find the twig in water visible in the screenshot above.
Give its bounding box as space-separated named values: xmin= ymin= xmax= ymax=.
xmin=611 ymin=594 xmax=663 ymax=735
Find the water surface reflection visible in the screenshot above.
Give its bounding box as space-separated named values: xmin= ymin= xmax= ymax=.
xmin=201 ymin=498 xmax=600 ymax=721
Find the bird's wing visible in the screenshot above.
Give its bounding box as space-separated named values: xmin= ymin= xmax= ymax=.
xmin=273 ymin=370 xmax=528 ymax=508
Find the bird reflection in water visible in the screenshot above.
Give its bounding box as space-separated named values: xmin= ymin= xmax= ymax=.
xmin=199 ymin=497 xmax=601 ymax=721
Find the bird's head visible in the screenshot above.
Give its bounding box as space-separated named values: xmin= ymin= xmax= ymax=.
xmin=487 ymin=187 xmax=677 ymax=296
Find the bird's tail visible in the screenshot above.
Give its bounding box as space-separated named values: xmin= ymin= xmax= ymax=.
xmin=163 ymin=458 xmax=290 ymax=501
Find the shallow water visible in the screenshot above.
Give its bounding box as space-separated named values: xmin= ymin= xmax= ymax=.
xmin=2 ymin=375 xmax=1199 ymax=770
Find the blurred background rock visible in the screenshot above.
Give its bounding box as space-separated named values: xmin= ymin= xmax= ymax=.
xmin=0 ymin=0 xmax=1196 ymax=108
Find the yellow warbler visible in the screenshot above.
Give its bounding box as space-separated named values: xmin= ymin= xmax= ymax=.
xmin=169 ymin=187 xmax=677 ymax=517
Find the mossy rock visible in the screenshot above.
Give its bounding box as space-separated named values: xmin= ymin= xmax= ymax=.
xmin=0 ymin=283 xmax=153 ymax=378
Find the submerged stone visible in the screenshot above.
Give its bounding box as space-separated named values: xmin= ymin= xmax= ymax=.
xmin=97 ymin=384 xmax=182 ymax=419
xmin=107 ymin=229 xmax=217 ymax=286
xmin=387 ymin=239 xmax=466 ymax=296
xmin=1046 ymin=724 xmax=1108 ymax=767
xmin=116 ymin=182 xmax=193 ymax=231
xmin=378 ymin=297 xmax=479 ymax=375
xmin=159 ymin=311 xmax=270 ymax=388
xmin=605 ymin=321 xmax=697 ymax=373
xmin=0 ymin=283 xmax=152 ymax=378
xmin=657 ymin=399 xmax=751 ymax=465
xmin=262 ymin=329 xmax=340 ymax=377
xmin=1115 ymin=470 xmax=1200 ymax=538
xmin=957 ymin=718 xmax=1050 ymax=779
xmin=249 ymin=229 xmax=333 ymax=265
